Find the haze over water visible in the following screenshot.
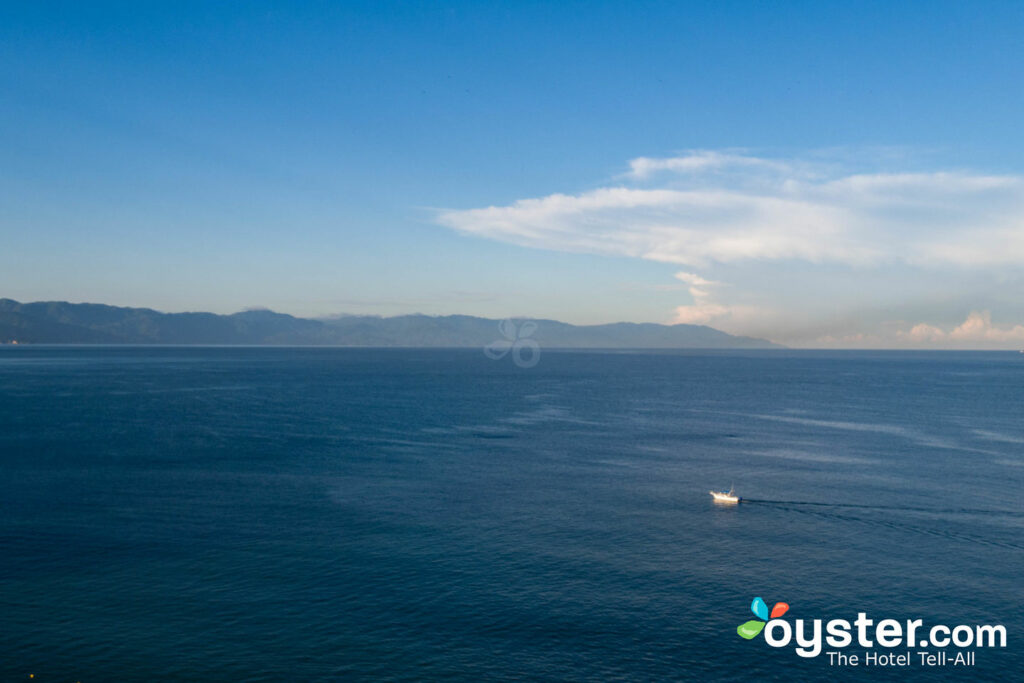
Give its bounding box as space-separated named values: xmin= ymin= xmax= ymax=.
xmin=1 ymin=347 xmax=1021 ymax=680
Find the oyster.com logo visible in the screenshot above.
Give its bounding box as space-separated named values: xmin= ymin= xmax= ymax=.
xmin=738 ymin=596 xmax=789 ymax=640
xmin=734 ymin=595 xmax=1006 ymax=667
xmin=484 ymin=319 xmax=540 ymax=368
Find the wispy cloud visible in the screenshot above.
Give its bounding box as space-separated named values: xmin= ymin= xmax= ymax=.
xmin=671 ymin=270 xmax=731 ymax=324
xmin=436 ymin=150 xmax=1024 ymax=346
xmin=626 ymin=150 xmax=794 ymax=179
xmin=438 ymin=151 xmax=1024 ymax=269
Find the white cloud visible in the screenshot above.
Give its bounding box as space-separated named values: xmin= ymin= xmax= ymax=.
xmin=435 ymin=150 xmax=1024 ymax=346
xmin=437 ymin=151 xmax=1024 ymax=269
xmin=901 ymin=323 xmax=946 ymax=343
xmin=438 ymin=185 xmax=871 ymax=267
xmin=671 ymin=302 xmax=731 ymax=325
xmin=673 ymin=271 xmax=717 ymax=287
xmin=949 ymin=311 xmax=1024 ymax=343
xmin=670 ymin=270 xmax=732 ymax=324
xmin=626 ymin=150 xmax=793 ymax=179
xmin=886 ymin=311 xmax=1024 ymax=347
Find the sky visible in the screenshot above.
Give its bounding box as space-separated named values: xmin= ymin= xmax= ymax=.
xmin=3 ymin=1 xmax=1024 ymax=348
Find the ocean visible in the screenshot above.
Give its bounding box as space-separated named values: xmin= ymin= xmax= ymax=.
xmin=1 ymin=347 xmax=1021 ymax=681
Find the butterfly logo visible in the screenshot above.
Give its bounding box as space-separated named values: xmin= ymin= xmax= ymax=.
xmin=484 ymin=319 xmax=540 ymax=368
xmin=737 ymin=596 xmax=789 ymax=639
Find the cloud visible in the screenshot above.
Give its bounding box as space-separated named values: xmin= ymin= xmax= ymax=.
xmin=670 ymin=270 xmax=733 ymax=324
xmin=626 ymin=150 xmax=793 ymax=179
xmin=887 ymin=311 xmax=1024 ymax=347
xmin=671 ymin=303 xmax=732 ymax=325
xmin=949 ymin=311 xmax=1024 ymax=343
xmin=437 ymin=151 xmax=1024 ymax=270
xmin=900 ymin=323 xmax=946 ymax=343
xmin=673 ymin=271 xmax=717 ymax=287
xmin=435 ymin=150 xmax=1024 ymax=346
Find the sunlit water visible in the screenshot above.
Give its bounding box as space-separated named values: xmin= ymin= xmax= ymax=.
xmin=1 ymin=347 xmax=1021 ymax=680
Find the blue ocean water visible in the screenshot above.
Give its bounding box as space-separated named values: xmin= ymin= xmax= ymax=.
xmin=0 ymin=347 xmax=1021 ymax=681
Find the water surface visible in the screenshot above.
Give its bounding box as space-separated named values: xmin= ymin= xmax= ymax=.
xmin=1 ymin=347 xmax=1021 ymax=680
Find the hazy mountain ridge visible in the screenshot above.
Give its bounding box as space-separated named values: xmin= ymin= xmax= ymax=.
xmin=0 ymin=299 xmax=782 ymax=348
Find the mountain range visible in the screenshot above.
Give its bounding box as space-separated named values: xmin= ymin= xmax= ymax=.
xmin=0 ymin=299 xmax=781 ymax=348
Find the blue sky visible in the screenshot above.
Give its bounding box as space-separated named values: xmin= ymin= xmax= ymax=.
xmin=3 ymin=1 xmax=1024 ymax=347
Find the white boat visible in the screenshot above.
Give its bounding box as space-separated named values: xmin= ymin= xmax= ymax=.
xmin=709 ymin=486 xmax=740 ymax=503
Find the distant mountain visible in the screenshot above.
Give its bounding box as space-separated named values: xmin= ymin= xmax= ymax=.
xmin=0 ymin=299 xmax=782 ymax=348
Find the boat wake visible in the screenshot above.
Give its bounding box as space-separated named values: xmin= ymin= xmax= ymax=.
xmin=742 ymin=498 xmax=1024 ymax=517
xmin=741 ymin=499 xmax=1024 ymax=551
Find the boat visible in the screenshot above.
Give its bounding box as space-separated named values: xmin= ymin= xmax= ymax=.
xmin=709 ymin=486 xmax=740 ymax=503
